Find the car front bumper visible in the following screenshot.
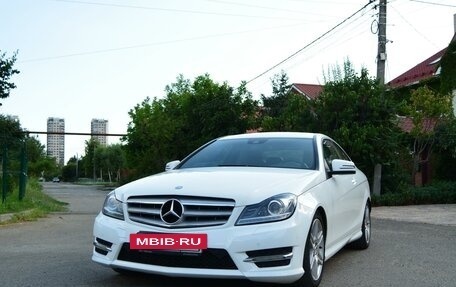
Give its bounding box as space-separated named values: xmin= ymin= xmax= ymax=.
xmin=92 ymin=211 xmax=310 ymax=284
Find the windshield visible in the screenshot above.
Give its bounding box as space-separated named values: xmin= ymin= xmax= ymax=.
xmin=179 ymin=137 xmax=316 ymax=170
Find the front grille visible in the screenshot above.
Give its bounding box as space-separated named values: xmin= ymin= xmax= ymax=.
xmin=127 ymin=195 xmax=235 ymax=228
xmin=117 ymin=243 xmax=237 ymax=270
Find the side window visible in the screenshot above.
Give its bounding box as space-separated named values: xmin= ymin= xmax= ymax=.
xmin=322 ymin=139 xmax=351 ymax=170
xmin=333 ymin=142 xmax=351 ymax=161
xmin=322 ymin=140 xmax=335 ymax=169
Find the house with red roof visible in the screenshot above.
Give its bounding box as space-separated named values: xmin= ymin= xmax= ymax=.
xmin=387 ymin=26 xmax=456 ymax=132
xmin=290 ymin=83 xmax=323 ymax=100
xmin=387 ymin=28 xmax=456 ymax=116
xmin=386 ymin=21 xmax=456 ymax=186
xmin=287 ymin=20 xmax=455 ymax=186
xmin=387 ymin=48 xmax=446 ymax=90
xmin=387 ymin=46 xmax=448 ymax=138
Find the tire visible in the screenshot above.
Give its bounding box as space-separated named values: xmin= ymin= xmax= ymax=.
xmin=348 ymin=203 xmax=371 ymax=250
xmin=294 ymin=213 xmax=325 ymax=287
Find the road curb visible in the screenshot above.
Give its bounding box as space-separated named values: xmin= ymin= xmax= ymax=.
xmin=0 ymin=209 xmax=37 ymax=224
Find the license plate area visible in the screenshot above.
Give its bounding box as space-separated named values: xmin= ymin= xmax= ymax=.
xmin=130 ymin=233 xmax=208 ymax=251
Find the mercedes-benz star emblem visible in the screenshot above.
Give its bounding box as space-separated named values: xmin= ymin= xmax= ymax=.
xmin=160 ymin=199 xmax=184 ymax=224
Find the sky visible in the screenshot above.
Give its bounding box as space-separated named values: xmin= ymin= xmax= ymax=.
xmin=1 ymin=0 xmax=455 ymax=163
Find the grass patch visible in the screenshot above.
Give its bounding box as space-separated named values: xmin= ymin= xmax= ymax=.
xmin=0 ymin=178 xmax=68 ymax=224
xmin=372 ymin=180 xmax=456 ymax=206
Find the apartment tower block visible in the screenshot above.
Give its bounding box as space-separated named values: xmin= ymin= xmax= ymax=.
xmin=91 ymin=119 xmax=108 ymax=146
xmin=46 ymin=117 xmax=65 ymax=166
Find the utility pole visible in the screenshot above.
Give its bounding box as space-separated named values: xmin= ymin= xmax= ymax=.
xmin=376 ymin=0 xmax=387 ymax=85
xmin=373 ymin=0 xmax=387 ymax=196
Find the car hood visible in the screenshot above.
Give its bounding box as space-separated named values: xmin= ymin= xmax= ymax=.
xmin=115 ymin=167 xmax=323 ymax=206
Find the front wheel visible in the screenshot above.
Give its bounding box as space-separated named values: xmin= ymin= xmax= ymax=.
xmin=294 ymin=213 xmax=325 ymax=287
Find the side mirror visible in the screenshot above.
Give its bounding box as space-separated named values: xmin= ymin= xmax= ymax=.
xmin=165 ymin=160 xmax=181 ymax=171
xmin=329 ymin=159 xmax=356 ymax=175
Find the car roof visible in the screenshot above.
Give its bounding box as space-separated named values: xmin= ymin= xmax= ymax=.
xmin=218 ymin=132 xmax=324 ymax=140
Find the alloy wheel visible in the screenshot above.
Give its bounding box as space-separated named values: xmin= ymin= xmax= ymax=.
xmin=308 ymin=218 xmax=325 ymax=281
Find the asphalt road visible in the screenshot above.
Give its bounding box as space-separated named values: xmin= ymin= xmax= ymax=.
xmin=0 ymin=183 xmax=455 ymax=287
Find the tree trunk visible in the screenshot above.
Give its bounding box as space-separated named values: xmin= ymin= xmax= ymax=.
xmin=412 ymin=154 xmax=420 ymax=186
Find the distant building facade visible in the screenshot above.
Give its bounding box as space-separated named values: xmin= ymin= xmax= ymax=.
xmin=47 ymin=117 xmax=65 ymax=166
xmin=8 ymin=115 xmax=20 ymax=122
xmin=91 ymin=119 xmax=108 ymax=146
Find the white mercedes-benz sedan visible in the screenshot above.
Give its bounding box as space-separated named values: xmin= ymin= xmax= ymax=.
xmin=92 ymin=132 xmax=371 ymax=287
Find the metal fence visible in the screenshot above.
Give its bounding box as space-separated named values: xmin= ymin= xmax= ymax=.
xmin=1 ymin=141 xmax=27 ymax=203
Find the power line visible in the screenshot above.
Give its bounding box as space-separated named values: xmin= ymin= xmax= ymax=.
xmin=52 ymin=0 xmax=304 ymax=20
xmin=281 ymin=8 xmax=375 ymax=74
xmin=409 ymin=0 xmax=456 ymax=8
xmin=19 ymin=22 xmax=310 ymax=63
xmin=205 ymin=0 xmax=341 ymax=18
xmin=246 ymin=0 xmax=376 ymax=84
xmin=390 ymin=4 xmax=439 ymax=48
xmin=285 ymin=0 xmax=360 ymax=4
xmin=24 ymin=131 xmax=127 ymax=137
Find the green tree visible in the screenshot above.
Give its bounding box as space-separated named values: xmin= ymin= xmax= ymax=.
xmin=93 ymin=144 xmax=125 ymax=182
xmin=312 ymin=60 xmax=407 ymax=193
xmin=82 ymin=138 xmax=100 ymax=180
xmin=123 ymin=97 xmax=179 ymax=179
xmin=405 ymin=86 xmax=452 ymax=184
xmin=1 ymin=116 xmax=59 ymax=182
xmin=26 ymin=136 xmax=59 ymax=178
xmin=171 ymin=74 xmax=258 ymax=151
xmin=261 ymin=71 xmax=291 ymax=117
xmin=434 ymin=118 xmax=456 ymax=180
xmin=62 ymin=162 xmax=77 ymax=182
xmin=0 ymin=115 xmax=24 ymax=148
xmin=440 ymin=40 xmax=456 ymax=95
xmin=1 ymin=115 xmax=24 ymax=195
xmin=94 ymin=146 xmax=106 ymax=181
xmin=105 ymin=144 xmax=126 ymax=182
xmin=0 ymin=50 xmax=20 ymax=104
xmin=26 ymin=136 xmax=45 ymax=163
xmin=124 ymin=74 xmax=258 ymax=179
xmin=260 ymin=71 xmax=314 ymax=131
xmin=61 ymin=156 xmax=82 ymax=182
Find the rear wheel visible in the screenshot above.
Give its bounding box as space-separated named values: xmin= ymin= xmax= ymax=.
xmin=294 ymin=213 xmax=325 ymax=287
xmin=348 ymin=203 xmax=371 ymax=250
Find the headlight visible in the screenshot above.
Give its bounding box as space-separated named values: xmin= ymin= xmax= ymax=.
xmin=102 ymin=191 xmax=124 ymax=220
xmin=236 ymin=193 xmax=297 ymax=225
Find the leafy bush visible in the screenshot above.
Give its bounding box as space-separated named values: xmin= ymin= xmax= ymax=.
xmin=372 ymin=181 xmax=456 ymax=206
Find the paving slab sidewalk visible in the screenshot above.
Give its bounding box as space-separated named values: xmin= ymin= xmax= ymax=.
xmin=372 ymin=204 xmax=456 ymax=226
